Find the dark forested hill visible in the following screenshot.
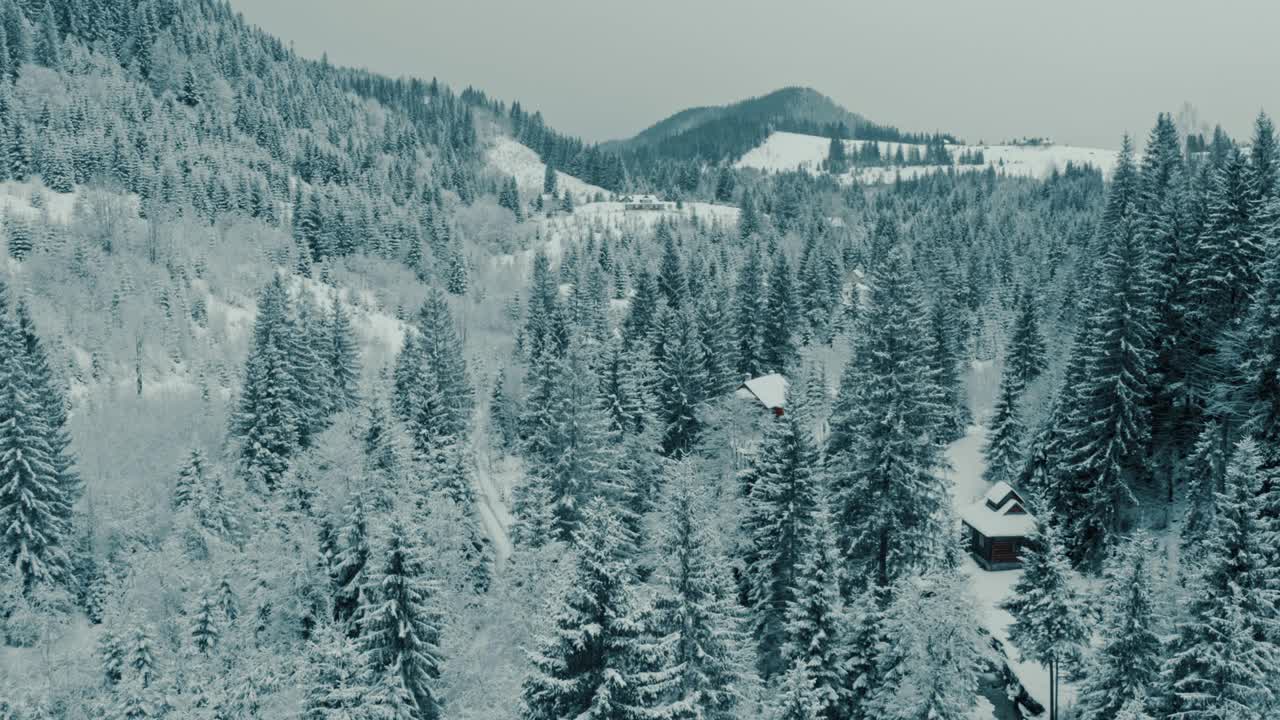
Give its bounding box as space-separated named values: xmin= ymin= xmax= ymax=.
xmin=603 ymin=86 xmax=957 ymax=163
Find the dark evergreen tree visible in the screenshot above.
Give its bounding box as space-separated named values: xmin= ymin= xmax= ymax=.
xmin=1000 ymin=523 xmax=1087 ymax=720
xmin=1160 ymin=439 xmax=1278 ymax=719
xmin=520 ymin=499 xmax=651 ymax=720
xmin=983 ymin=370 xmax=1025 ymax=486
xmin=32 ymin=0 xmax=58 ymax=69
xmin=655 ymin=306 xmax=707 ymax=457
xmin=733 ymin=245 xmax=765 ymax=378
xmin=927 ymin=298 xmax=970 ymax=441
xmin=783 ymin=506 xmax=844 ymax=720
xmin=827 ymin=248 xmax=949 ymax=590
xmin=761 ymin=251 xmax=798 ymax=374
xmin=649 ymin=471 xmax=747 ymax=720
xmin=1056 ymin=202 xmax=1155 ymax=566
xmin=0 ymin=310 xmax=71 ymax=590
xmin=1076 ymin=535 xmax=1163 ymax=720
xmin=357 ymin=519 xmax=445 ymax=720
xmin=1006 ymin=287 xmax=1047 ymax=387
xmin=742 ymin=410 xmax=821 ymax=678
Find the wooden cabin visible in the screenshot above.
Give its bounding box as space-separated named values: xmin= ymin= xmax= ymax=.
xmin=960 ymin=482 xmax=1036 ymax=570
xmin=734 ymin=374 xmax=788 ymax=417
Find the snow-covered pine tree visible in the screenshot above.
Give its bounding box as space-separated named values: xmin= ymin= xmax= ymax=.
xmin=655 ymin=306 xmax=708 ymax=457
xmin=1178 ymin=421 xmax=1230 ymax=570
xmin=1219 ymin=196 xmax=1280 ymax=468
xmin=783 ymin=504 xmax=844 ymax=720
xmin=1056 ymin=202 xmax=1155 ymax=567
xmin=1160 ymin=439 xmax=1278 ymax=720
xmin=927 ymin=298 xmax=970 ymax=442
xmin=394 ymin=289 xmax=474 ymax=502
xmin=982 ymin=370 xmax=1025 ymax=486
xmin=1184 ymin=147 xmax=1260 ymax=399
xmin=329 ymin=490 xmax=369 ymax=631
xmin=867 ymin=569 xmax=982 ymax=720
xmin=488 ymin=364 xmax=520 ymax=453
xmin=189 ymin=588 xmax=221 ymax=655
xmin=0 ymin=311 xmax=70 ymax=590
xmin=1076 ymin=533 xmax=1164 ymax=720
xmin=172 ymin=447 xmax=207 ymax=511
xmin=303 ymin=620 xmax=390 ymax=719
xmin=325 ymin=293 xmax=360 ymax=413
xmin=773 ymin=660 xmax=821 ymax=720
xmin=734 ymin=244 xmax=765 ymax=378
xmin=761 ymin=251 xmax=798 ymax=374
xmin=695 ymin=280 xmax=737 ymax=398
xmin=657 ymin=222 xmax=686 ymax=310
xmin=839 ymin=586 xmax=889 ymax=720
xmin=233 ymin=276 xmax=301 ymax=490
xmin=1006 ymin=286 xmax=1047 ymax=387
xmin=827 ymin=247 xmax=950 ymax=591
xmin=999 ymin=522 xmax=1086 ymax=720
xmin=543 ymin=160 xmax=557 ymax=196
xmin=520 ymin=499 xmax=651 ymax=720
xmin=521 ymin=335 xmax=620 ymax=541
xmin=742 ymin=409 xmax=821 ymax=678
xmin=357 ymin=518 xmax=445 ymax=720
xmin=648 ymin=468 xmax=747 ymax=720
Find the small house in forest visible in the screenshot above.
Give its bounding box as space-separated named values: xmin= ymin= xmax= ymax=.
xmin=960 ymin=482 xmax=1036 ymax=570
xmin=735 ymin=374 xmax=788 ymax=417
xmin=622 ymin=194 xmax=673 ymax=211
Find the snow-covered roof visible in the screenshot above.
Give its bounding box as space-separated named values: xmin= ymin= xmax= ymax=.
xmin=984 ymin=481 xmax=1016 ymax=507
xmin=960 ymin=487 xmax=1036 ymax=538
xmin=735 ymin=374 xmax=788 ymax=410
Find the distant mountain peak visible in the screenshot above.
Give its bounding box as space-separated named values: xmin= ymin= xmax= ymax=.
xmin=604 ymin=87 xmax=940 ymax=163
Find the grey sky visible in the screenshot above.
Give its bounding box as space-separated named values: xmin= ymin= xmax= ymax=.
xmin=230 ymin=0 xmax=1278 ymax=149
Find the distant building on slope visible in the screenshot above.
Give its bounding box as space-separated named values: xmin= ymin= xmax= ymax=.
xmin=960 ymin=481 xmax=1036 ymax=570
xmin=622 ymin=194 xmax=674 ymax=211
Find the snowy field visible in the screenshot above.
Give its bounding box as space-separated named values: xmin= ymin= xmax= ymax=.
xmin=485 ymin=136 xmax=610 ymax=200
xmin=736 ymin=131 xmax=1122 ymax=182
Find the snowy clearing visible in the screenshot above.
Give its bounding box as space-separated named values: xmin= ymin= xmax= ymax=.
xmin=736 ymin=131 xmax=1122 ymax=182
xmin=485 ymin=136 xmax=610 ymax=200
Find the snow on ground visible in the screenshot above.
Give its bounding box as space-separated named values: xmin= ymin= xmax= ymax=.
xmin=486 ymin=136 xmax=610 ymax=201
xmin=474 ymin=454 xmax=519 ymax=571
xmin=735 ymin=131 xmax=1121 ymax=183
xmin=947 ymin=421 xmax=1076 ymax=717
xmin=493 ymin=199 xmax=739 ymax=269
xmin=0 ymin=180 xmax=82 ymax=223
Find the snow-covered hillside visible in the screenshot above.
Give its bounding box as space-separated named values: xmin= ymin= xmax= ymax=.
xmin=736 ymin=131 xmax=1121 ymax=182
xmin=486 ymin=136 xmax=610 ymax=200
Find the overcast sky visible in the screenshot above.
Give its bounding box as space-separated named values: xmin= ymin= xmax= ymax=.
xmin=230 ymin=0 xmax=1278 ymax=149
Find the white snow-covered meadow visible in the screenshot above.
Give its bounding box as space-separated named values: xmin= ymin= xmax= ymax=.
xmin=736 ymin=130 xmax=1122 ymax=182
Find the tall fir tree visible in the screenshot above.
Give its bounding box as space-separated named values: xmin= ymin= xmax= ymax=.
xmin=1000 ymin=523 xmax=1089 ymax=720
xmin=1161 ymin=439 xmax=1278 ymax=720
xmin=520 ymin=499 xmax=652 ymax=720
xmin=0 ymin=311 xmax=70 ymax=589
xmin=741 ymin=410 xmax=822 ymax=678
xmin=1076 ymin=534 xmax=1164 ymax=720
xmin=648 ymin=470 xmax=747 ymax=720
xmin=733 ymin=245 xmax=765 ymax=379
xmin=1006 ymin=286 xmax=1047 ymax=387
xmin=761 ymin=251 xmax=798 ymax=374
xmin=1056 ymin=203 xmax=1155 ymax=567
xmin=982 ymin=370 xmax=1025 ymax=486
xmin=783 ymin=505 xmax=844 ymax=720
xmin=357 ymin=518 xmax=445 ymax=720
xmin=827 ymin=248 xmax=950 ymax=590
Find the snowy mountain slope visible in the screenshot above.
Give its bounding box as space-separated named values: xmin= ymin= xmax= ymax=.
xmin=736 ymin=131 xmax=1122 ymax=182
xmin=493 ymin=199 xmax=739 ymax=268
xmin=486 ymin=136 xmax=610 ymax=200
